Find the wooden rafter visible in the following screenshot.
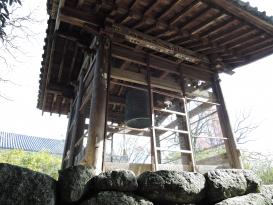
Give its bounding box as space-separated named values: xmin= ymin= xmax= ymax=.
xmin=201 ymin=0 xmax=273 ymax=35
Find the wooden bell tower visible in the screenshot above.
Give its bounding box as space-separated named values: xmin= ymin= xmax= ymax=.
xmin=39 ymin=0 xmax=273 ymax=174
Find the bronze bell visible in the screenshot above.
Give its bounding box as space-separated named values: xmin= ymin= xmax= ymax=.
xmin=124 ymin=89 xmax=151 ymax=128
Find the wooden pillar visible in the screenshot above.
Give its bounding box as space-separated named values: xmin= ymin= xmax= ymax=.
xmin=67 ymin=71 xmax=84 ymax=167
xmin=147 ymin=55 xmax=158 ymax=171
xmin=61 ymin=99 xmax=73 ymax=169
xmin=212 ymin=74 xmax=242 ymax=169
xmin=84 ymin=36 xmax=110 ymax=173
xmin=73 ymin=113 xmax=85 ymax=161
xmin=102 ymin=38 xmax=112 ymax=171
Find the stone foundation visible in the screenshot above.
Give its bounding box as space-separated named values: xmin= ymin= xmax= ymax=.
xmin=0 ymin=163 xmax=272 ymax=205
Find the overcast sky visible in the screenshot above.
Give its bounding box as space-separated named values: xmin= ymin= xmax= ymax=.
xmin=0 ymin=0 xmax=272 ymax=154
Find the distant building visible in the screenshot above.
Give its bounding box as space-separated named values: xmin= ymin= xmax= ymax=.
xmin=0 ymin=131 xmax=64 ymax=156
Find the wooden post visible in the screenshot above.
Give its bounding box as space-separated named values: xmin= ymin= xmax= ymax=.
xmin=84 ymin=36 xmax=110 ymax=173
xmin=73 ymin=113 xmax=85 ymax=162
xmin=67 ymin=71 xmax=84 ymax=167
xmin=61 ymin=99 xmax=73 ymax=169
xmin=110 ymin=134 xmax=114 ymax=162
xmin=147 ymin=55 xmax=158 ymax=171
xmin=212 ymin=74 xmax=242 ymax=169
xmin=102 ymin=38 xmax=112 ymax=171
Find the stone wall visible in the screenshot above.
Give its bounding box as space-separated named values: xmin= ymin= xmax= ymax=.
xmin=0 ymin=163 xmax=272 ymax=205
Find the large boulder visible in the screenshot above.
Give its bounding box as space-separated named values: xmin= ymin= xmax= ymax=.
xmin=0 ymin=163 xmax=56 ymax=205
xmin=261 ymin=185 xmax=273 ymax=203
xmin=215 ymin=193 xmax=271 ymax=205
xmin=205 ymin=169 xmax=261 ymax=203
xmin=58 ymin=165 xmax=95 ymax=203
xmin=85 ymin=170 xmax=138 ymax=193
xmin=243 ymin=170 xmax=262 ymax=193
xmin=137 ymin=170 xmax=206 ymax=204
xmin=81 ymin=191 xmax=153 ymax=205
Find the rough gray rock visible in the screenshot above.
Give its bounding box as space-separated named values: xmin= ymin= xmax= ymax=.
xmin=261 ymin=185 xmax=273 ymax=203
xmin=0 ymin=163 xmax=56 ymax=205
xmin=81 ymin=191 xmax=153 ymax=205
xmin=243 ymin=169 xmax=262 ymax=193
xmin=86 ymin=170 xmax=138 ymax=192
xmin=137 ymin=170 xmax=206 ymax=204
xmin=58 ymin=165 xmax=95 ymax=203
xmin=215 ymin=193 xmax=271 ymax=205
xmin=205 ymin=169 xmax=261 ymax=203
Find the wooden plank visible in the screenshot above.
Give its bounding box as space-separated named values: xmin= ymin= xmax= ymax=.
xmin=201 ymin=0 xmax=273 ymax=34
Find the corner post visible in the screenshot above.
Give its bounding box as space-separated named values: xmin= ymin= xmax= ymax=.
xmin=212 ymin=74 xmax=242 ymax=169
xmin=84 ymin=35 xmax=110 ymax=173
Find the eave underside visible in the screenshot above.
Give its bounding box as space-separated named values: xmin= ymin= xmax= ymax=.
xmin=38 ymin=0 xmax=273 ymax=114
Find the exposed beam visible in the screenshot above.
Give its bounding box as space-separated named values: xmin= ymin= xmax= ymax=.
xmin=111 ymin=43 xmax=213 ymax=81
xmin=55 ymin=0 xmax=66 ymax=30
xmin=110 ymin=67 xmax=219 ymax=99
xmin=47 ymin=83 xmax=74 ymax=97
xmin=111 ymin=67 xmax=180 ymax=93
xmin=108 ymin=24 xmax=209 ymax=64
xmin=58 ymin=7 xmax=102 ymax=32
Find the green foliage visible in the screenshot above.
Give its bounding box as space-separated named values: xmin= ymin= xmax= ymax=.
xmin=259 ymin=168 xmax=273 ymax=185
xmin=242 ymin=151 xmax=273 ymax=185
xmin=0 ymin=149 xmax=61 ymax=179
xmin=195 ymin=145 xmax=226 ymax=161
xmin=244 ymin=162 xmax=273 ymax=185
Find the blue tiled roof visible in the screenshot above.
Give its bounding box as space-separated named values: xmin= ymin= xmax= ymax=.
xmin=0 ymin=131 xmax=64 ymax=155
